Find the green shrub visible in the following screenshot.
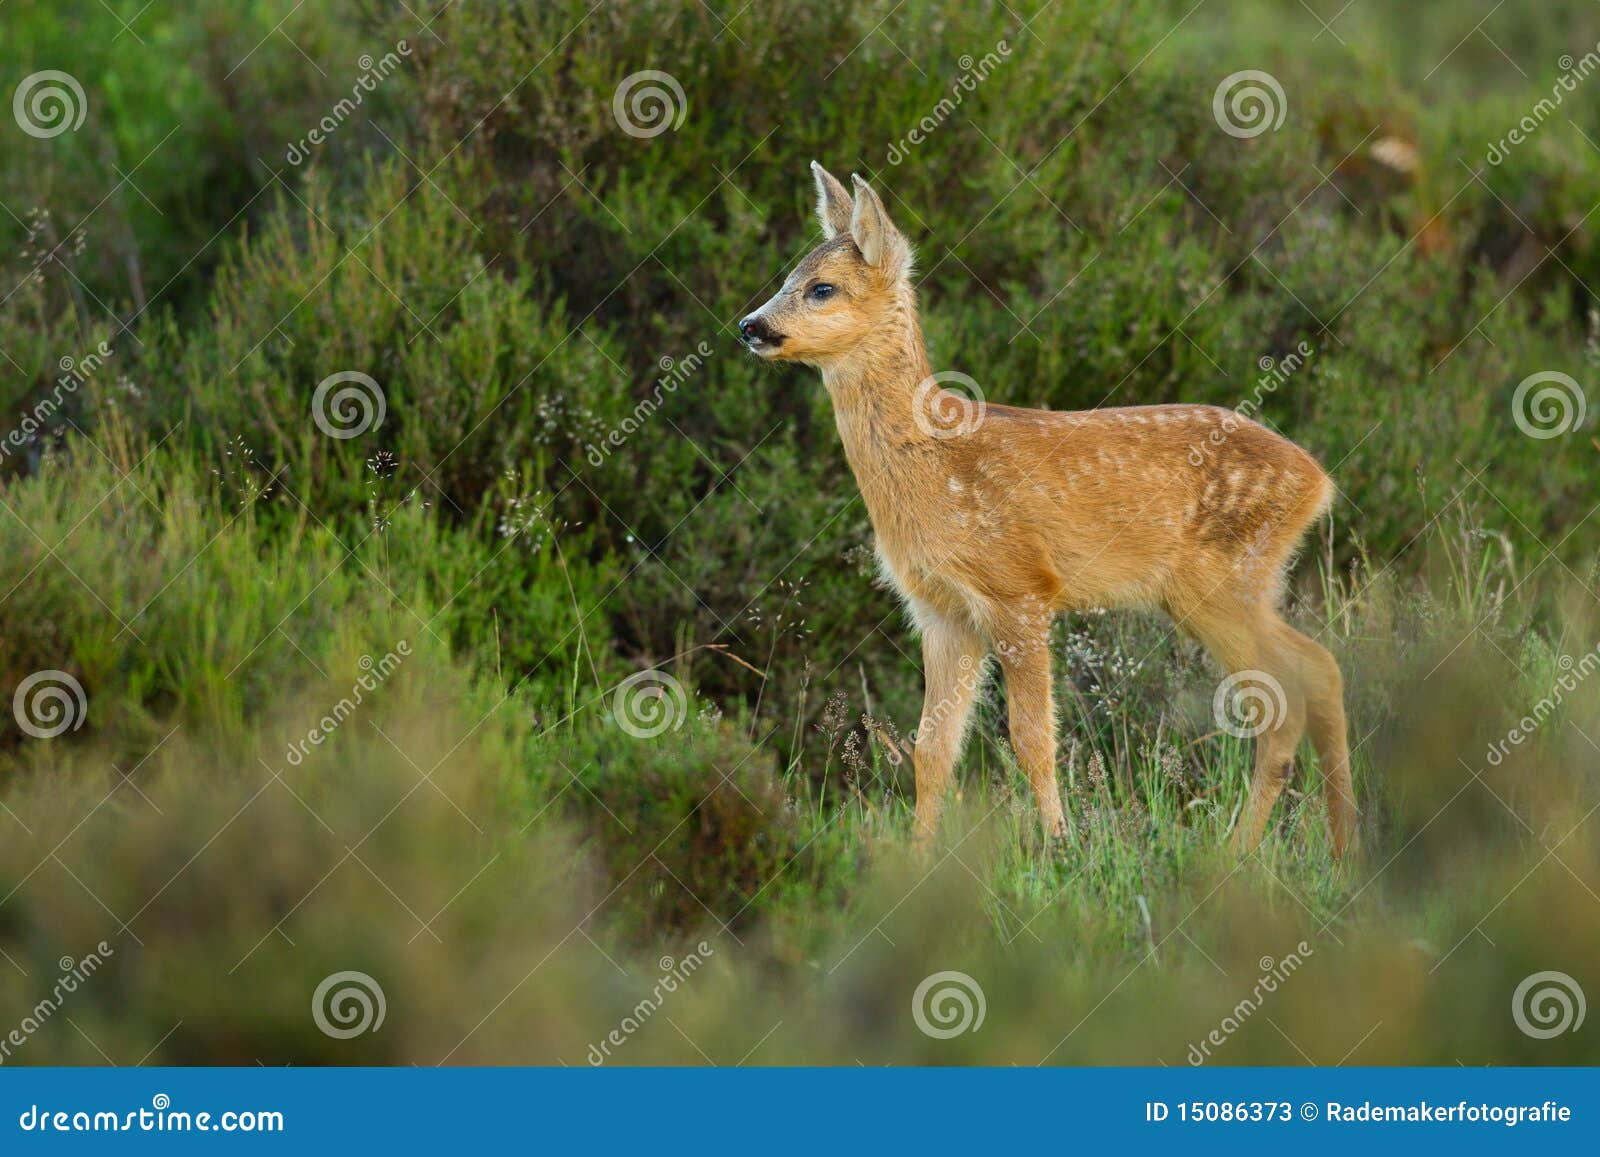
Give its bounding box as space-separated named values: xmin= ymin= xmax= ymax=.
xmin=0 ymin=0 xmax=408 ymax=318
xmin=145 ymin=164 xmax=626 ymax=523
xmin=537 ymin=715 xmax=839 ymax=938
xmin=0 ymin=423 xmax=615 ymax=757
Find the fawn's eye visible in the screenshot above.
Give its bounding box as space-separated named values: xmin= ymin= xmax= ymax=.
xmin=807 ymin=282 xmax=836 ymax=301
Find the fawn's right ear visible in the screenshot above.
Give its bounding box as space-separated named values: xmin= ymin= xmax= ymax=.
xmin=848 ymin=173 xmax=909 ymax=275
xmin=811 ymin=161 xmax=853 ymax=239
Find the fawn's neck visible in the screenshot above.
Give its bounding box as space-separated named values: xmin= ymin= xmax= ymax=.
xmin=819 ymin=297 xmax=936 ymax=494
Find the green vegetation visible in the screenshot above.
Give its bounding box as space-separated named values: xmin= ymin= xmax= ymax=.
xmin=1 ymin=0 xmax=1596 ymax=1065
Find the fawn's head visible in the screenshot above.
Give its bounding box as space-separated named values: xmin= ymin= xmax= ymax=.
xmin=738 ymin=163 xmax=913 ymax=367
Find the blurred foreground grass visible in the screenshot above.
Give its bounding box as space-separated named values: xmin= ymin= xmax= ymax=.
xmin=0 ymin=433 xmax=1596 ymax=1065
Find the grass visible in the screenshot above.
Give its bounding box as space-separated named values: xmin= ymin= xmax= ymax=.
xmin=5 ymin=436 xmax=1596 ymax=1066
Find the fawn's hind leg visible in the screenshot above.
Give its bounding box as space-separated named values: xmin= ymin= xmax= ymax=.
xmin=1177 ymin=599 xmax=1308 ymax=855
xmin=1232 ymin=669 xmax=1307 ymax=856
xmin=1278 ymin=623 xmax=1356 ymax=857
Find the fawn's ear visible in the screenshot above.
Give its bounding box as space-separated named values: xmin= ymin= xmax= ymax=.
xmin=811 ymin=161 xmax=853 ymax=239
xmin=849 ymin=174 xmax=908 ymax=275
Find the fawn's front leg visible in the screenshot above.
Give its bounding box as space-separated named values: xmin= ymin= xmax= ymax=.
xmin=912 ymin=617 xmax=987 ymax=840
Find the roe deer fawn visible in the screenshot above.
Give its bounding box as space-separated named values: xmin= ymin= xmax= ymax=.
xmin=738 ymin=163 xmax=1356 ymax=858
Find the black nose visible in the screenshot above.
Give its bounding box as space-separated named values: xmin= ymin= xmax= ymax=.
xmin=739 ymin=315 xmax=771 ymax=344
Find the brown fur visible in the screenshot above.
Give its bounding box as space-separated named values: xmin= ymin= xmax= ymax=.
xmin=739 ymin=164 xmax=1356 ymax=858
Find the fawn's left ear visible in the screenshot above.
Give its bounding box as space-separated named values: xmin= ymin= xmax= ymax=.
xmin=811 ymin=161 xmax=853 ymax=239
xmin=849 ymin=174 xmax=909 ymax=276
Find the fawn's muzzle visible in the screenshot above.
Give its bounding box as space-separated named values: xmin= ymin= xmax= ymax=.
xmin=738 ymin=315 xmax=782 ymax=348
